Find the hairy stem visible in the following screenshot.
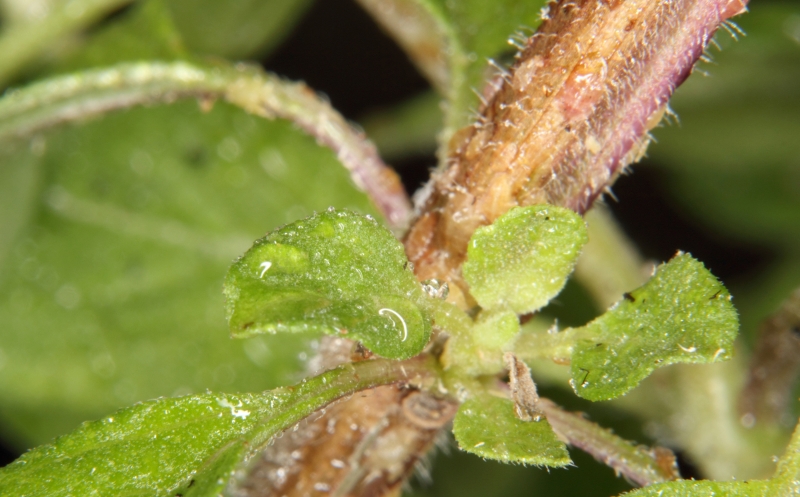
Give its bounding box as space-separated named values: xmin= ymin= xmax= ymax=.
xmin=0 ymin=61 xmax=412 ymax=232
xmin=0 ymin=0 xmax=133 ymax=86
xmin=405 ymin=0 xmax=749 ymax=299
xmin=246 ymin=354 xmax=443 ymax=449
xmin=539 ymin=399 xmax=680 ymax=486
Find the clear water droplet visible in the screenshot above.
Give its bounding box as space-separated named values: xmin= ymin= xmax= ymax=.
xmin=421 ymin=279 xmax=449 ymax=300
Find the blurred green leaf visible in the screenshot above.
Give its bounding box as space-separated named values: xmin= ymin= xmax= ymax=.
xmin=224 ymin=209 xmax=431 ymax=359
xmin=649 ymin=3 xmax=800 ymax=250
xmin=462 ymin=205 xmax=588 ymax=314
xmin=164 ymin=0 xmax=314 ymax=60
xmin=0 ymin=99 xmax=379 ymax=447
xmin=452 ymin=391 xmax=570 ymax=466
xmin=622 ymin=415 xmax=800 ymax=496
xmin=57 ymin=0 xmax=188 ymax=72
xmin=570 ymin=254 xmax=739 ymax=401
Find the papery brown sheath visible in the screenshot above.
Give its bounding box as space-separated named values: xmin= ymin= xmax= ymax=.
xmin=232 ymin=0 xmax=748 ymax=495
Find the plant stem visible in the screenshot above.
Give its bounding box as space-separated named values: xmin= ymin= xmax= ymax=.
xmin=247 ymin=354 xmax=443 ymax=449
xmin=0 ymin=0 xmax=133 ymax=86
xmin=405 ymin=0 xmax=750 ymax=296
xmin=0 ymin=61 xmax=412 ymax=232
xmin=539 ymin=399 xmax=680 ymax=487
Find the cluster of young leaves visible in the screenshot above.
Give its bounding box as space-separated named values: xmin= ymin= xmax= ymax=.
xmin=0 ymin=201 xmax=740 ymax=494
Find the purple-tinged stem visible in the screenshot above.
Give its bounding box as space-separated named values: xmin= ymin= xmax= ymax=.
xmin=539 ymin=399 xmax=681 ymax=487
xmin=0 ymin=61 xmax=413 ymax=233
xmin=404 ymin=0 xmax=749 ymax=299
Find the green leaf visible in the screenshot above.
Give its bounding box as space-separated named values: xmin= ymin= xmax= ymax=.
xmin=0 ymin=99 xmax=379 ymax=447
xmin=570 ymin=253 xmax=739 ymax=401
xmin=56 ymin=0 xmax=188 ymax=73
xmin=647 ymin=4 xmax=800 ymax=250
xmin=224 ymin=209 xmax=431 ymax=359
xmin=453 ymin=391 xmax=570 ymax=466
xmin=164 ymin=0 xmax=314 ymax=59
xmin=619 ymin=480 xmax=769 ymax=497
xmin=462 ymin=205 xmax=588 ymax=314
xmin=0 ymin=357 xmax=432 ymax=496
xmin=0 ymin=392 xmax=274 ymax=497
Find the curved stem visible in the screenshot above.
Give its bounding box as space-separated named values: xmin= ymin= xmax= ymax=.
xmin=0 ymin=0 xmax=133 ymax=86
xmin=0 ymin=61 xmax=412 ymax=232
xmin=247 ymin=353 xmax=443 ymax=448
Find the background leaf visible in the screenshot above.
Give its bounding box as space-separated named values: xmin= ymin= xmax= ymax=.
xmin=453 ymin=391 xmax=570 ymax=467
xmin=570 ymin=254 xmax=739 ymax=401
xmin=224 ymin=209 xmax=431 ymax=359
xmin=0 ymin=99 xmax=380 ymax=448
xmin=462 ymin=205 xmax=588 ymax=314
xmin=164 ymin=0 xmax=314 ymax=60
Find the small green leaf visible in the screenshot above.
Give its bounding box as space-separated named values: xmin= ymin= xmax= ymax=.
xmin=570 ymin=253 xmax=739 ymax=401
xmin=463 ymin=205 xmax=588 ymax=314
xmin=224 ymin=209 xmax=431 ymax=359
xmin=453 ymin=391 xmax=570 ymax=466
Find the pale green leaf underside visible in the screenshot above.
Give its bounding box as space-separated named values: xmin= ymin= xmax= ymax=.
xmin=570 ymin=253 xmax=739 ymax=401
xmin=453 ymin=392 xmax=570 ymax=467
xmin=621 ymin=480 xmax=770 ymax=497
xmin=224 ymin=209 xmax=431 ymax=359
xmin=463 ymin=205 xmax=588 ymax=314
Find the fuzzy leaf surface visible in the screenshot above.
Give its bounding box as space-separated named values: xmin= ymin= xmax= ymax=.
xmin=453 ymin=392 xmax=570 ymax=466
xmin=462 ymin=205 xmax=588 ymax=314
xmin=224 ymin=209 xmax=431 ymax=359
xmin=0 ymin=392 xmax=274 ymax=497
xmin=0 ymin=356 xmax=428 ymax=496
xmin=570 ymin=253 xmax=739 ymax=401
